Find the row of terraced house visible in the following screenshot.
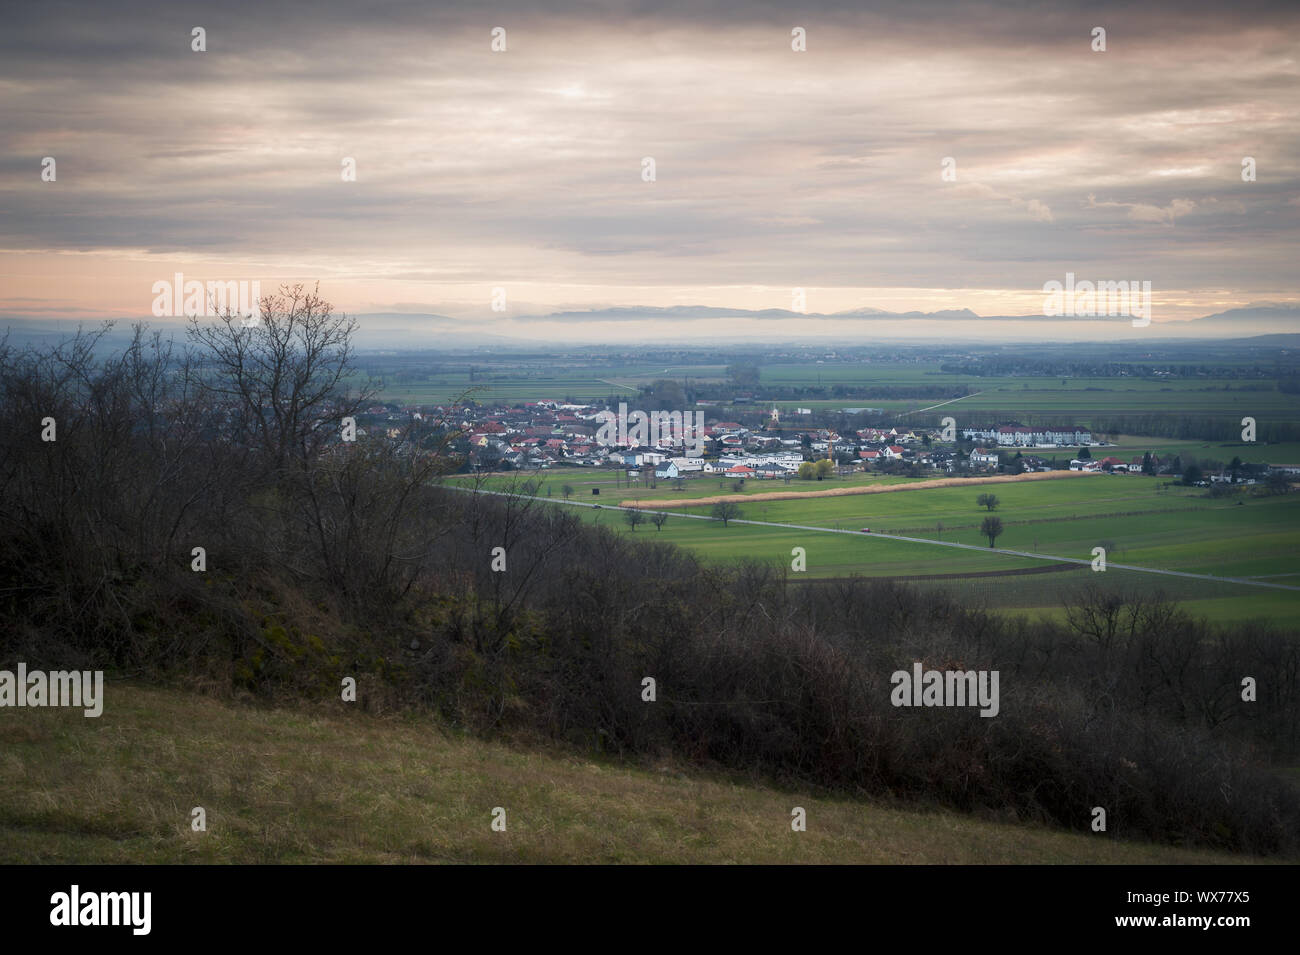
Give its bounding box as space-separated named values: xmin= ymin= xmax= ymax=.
xmin=960 ymin=424 xmax=1094 ymax=447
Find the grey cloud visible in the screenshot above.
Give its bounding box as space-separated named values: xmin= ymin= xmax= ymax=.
xmin=0 ymin=0 xmax=1296 ymax=310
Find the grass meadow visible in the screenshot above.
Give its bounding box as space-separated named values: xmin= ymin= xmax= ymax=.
xmin=0 ymin=684 xmax=1258 ymax=864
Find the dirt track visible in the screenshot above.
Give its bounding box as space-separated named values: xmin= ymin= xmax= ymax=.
xmin=621 ymin=469 xmax=1101 ymax=509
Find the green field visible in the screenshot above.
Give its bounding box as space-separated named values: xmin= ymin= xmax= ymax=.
xmin=758 ymin=362 xmax=1295 ymax=419
xmin=358 ymin=360 xmax=700 ymax=405
xmin=453 ymin=471 xmax=1300 ymax=626
xmin=363 ymin=357 xmax=1298 ymax=431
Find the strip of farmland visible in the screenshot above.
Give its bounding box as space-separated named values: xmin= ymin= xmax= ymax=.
xmin=621 ymin=469 xmax=1103 ymax=509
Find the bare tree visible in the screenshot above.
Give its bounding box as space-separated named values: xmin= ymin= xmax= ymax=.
xmin=711 ymin=501 xmax=742 ymax=527
xmin=980 ymin=515 xmax=1003 ymax=547
xmin=187 ymin=283 xmax=372 ymax=479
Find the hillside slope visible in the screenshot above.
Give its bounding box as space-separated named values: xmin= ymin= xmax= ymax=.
xmin=0 ymin=685 xmax=1258 ymax=864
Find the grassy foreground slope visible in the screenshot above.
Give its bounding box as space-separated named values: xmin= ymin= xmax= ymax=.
xmin=0 ymin=684 xmax=1255 ymax=864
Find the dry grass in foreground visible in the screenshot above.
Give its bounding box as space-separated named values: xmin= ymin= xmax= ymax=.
xmin=0 ymin=683 xmax=1258 ymax=864
xmin=622 ymin=469 xmax=1101 ymax=509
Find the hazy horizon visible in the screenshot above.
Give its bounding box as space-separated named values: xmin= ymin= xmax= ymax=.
xmin=2 ymin=0 xmax=1298 ymax=341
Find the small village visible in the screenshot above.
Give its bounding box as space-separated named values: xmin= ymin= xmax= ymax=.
xmin=351 ymin=400 xmax=1295 ymax=486
xmin=345 ymin=400 xmax=1300 ymax=488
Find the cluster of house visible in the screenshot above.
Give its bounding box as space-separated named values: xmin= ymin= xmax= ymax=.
xmin=348 ymin=402 xmax=1300 ymax=493
xmin=357 ymin=400 xmax=1108 ymax=476
xmin=1068 ymin=455 xmax=1156 ymax=473
xmin=358 ymin=402 xmax=1292 ymax=487
xmin=1067 ymin=454 xmax=1289 ymax=485
xmin=1067 ymin=452 xmax=1219 ymax=474
xmin=359 ymin=399 xmax=948 ymax=474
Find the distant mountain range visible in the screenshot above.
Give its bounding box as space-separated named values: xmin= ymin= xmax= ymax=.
xmin=518 ymin=303 xmax=1299 ymax=331
xmin=529 ymin=305 xmax=987 ymax=322
xmin=1176 ymin=305 xmax=1300 ymax=335
xmin=4 ymin=304 xmax=1297 ymax=350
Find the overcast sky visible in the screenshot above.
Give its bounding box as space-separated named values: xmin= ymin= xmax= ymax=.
xmin=1 ymin=0 xmax=1297 ymax=342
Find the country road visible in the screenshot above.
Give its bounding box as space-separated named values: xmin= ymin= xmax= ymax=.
xmin=443 ymin=483 xmax=1300 ymax=593
xmin=903 ymin=392 xmax=983 ymax=415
